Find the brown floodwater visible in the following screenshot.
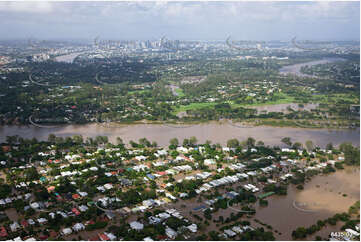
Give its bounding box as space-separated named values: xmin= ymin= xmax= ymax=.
xmin=149 ymin=166 xmax=359 ymax=241
xmin=279 ymin=58 xmax=346 ymax=77
xmin=0 ymin=122 xmax=359 ymax=148
xmin=253 ymin=103 xmax=319 ymax=114
xmin=253 ymin=166 xmax=360 ymax=240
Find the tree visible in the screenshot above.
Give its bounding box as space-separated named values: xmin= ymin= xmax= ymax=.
xmin=281 ymin=137 xmax=292 ymax=147
xmin=292 ymin=227 xmax=307 ymax=239
xmin=326 ymin=142 xmax=333 ymax=150
xmin=129 ymin=140 xmax=138 ymax=148
xmin=256 ymin=141 xmax=265 ymax=147
xmin=209 ymin=231 xmax=220 ymax=241
xmin=292 ymin=142 xmax=303 ymax=150
xmin=246 ymin=137 xmax=255 ymax=148
xmin=72 ymin=135 xmax=83 ymax=144
xmin=139 ymin=138 xmax=151 ymax=147
xmin=183 ymin=138 xmax=189 ymax=147
xmin=24 ymin=167 xmax=40 ymax=181
xmin=6 ymin=135 xmax=18 ymax=144
xmin=189 ymin=136 xmax=198 ymax=146
xmin=169 ymin=138 xmax=179 ymax=147
xmin=116 ymin=137 xmax=124 ymax=145
xmin=0 ymin=184 xmax=11 ymax=199
xmin=296 ymin=184 xmax=304 ymax=190
xmin=259 ymin=199 xmax=268 ymax=206
xmin=339 ymin=142 xmax=360 ymax=165
xmin=203 ymin=209 xmax=212 ymax=220
xmin=305 ymin=140 xmax=314 ymax=151
xmin=48 ymin=134 xmax=56 ymax=143
xmin=227 ymin=138 xmax=239 ymax=148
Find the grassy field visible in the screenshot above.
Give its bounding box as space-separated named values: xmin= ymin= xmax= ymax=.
xmin=174 ymin=102 xmax=217 ymax=113
xmin=175 ymin=88 xmax=185 ymax=97
xmin=128 ymin=89 xmax=149 ymax=94
xmin=173 ymin=93 xmax=296 ymax=113
xmin=230 ymin=93 xmax=295 ymax=108
xmin=311 ymin=93 xmax=360 ymax=104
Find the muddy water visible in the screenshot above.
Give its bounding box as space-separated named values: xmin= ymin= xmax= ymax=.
xmin=0 ymin=122 xmax=359 ymax=148
xmin=254 ymin=103 xmax=319 ymax=114
xmin=254 ymin=166 xmax=360 ymax=240
xmin=279 ymin=58 xmax=345 ymax=77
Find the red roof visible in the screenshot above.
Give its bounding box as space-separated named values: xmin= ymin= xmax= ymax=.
xmin=39 ymin=235 xmax=49 ymax=240
xmin=0 ymin=226 xmax=7 ymax=237
xmin=72 ymin=194 xmax=80 ymax=200
xmin=85 ymin=220 xmax=95 ymax=225
xmin=157 ymin=171 xmax=166 ymax=176
xmin=99 ymin=216 xmax=109 ymax=222
xmin=72 ymin=208 xmax=80 ymax=215
xmin=98 ymin=233 xmax=110 ymax=241
xmin=2 ymin=146 xmax=11 ymax=152
xmin=21 ymin=220 xmax=29 ymax=228
xmin=157 ymin=235 xmax=167 ymax=240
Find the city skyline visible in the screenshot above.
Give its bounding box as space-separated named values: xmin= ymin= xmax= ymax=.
xmin=0 ymin=1 xmax=360 ymax=41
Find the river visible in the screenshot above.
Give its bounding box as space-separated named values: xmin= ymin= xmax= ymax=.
xmin=279 ymin=58 xmax=346 ymax=77
xmin=0 ymin=122 xmax=359 ymax=148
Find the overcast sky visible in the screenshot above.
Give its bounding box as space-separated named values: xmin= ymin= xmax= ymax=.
xmin=0 ymin=1 xmax=359 ymax=41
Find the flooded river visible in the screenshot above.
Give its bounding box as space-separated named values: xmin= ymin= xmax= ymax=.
xmin=279 ymin=58 xmax=345 ymax=77
xmin=254 ymin=166 xmax=360 ymax=240
xmin=0 ymin=122 xmax=359 ymax=148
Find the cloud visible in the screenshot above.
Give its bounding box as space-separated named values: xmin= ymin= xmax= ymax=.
xmin=0 ymin=1 xmax=54 ymax=14
xmin=0 ymin=1 xmax=358 ymax=40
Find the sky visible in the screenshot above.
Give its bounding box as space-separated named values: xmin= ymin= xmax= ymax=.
xmin=0 ymin=1 xmax=359 ymax=41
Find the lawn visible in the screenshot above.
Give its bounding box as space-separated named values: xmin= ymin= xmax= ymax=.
xmin=128 ymin=89 xmax=149 ymax=94
xmin=230 ymin=93 xmax=296 ymax=108
xmin=174 ymin=102 xmax=217 ymax=113
xmin=311 ymin=93 xmax=359 ymax=104
xmin=173 ymin=93 xmax=296 ymax=114
xmin=175 ymin=88 xmax=185 ymax=97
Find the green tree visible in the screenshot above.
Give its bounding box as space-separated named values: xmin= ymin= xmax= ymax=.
xmin=169 ymin=138 xmax=179 ymax=147
xmin=189 ymin=136 xmax=198 ymax=146
xmin=246 ymin=137 xmax=255 ymax=148
xmin=227 ymin=138 xmax=239 ymax=148
xmin=305 ymin=140 xmax=314 ymax=151
xmin=48 ymin=134 xmax=56 ymax=143
xmin=281 ymin=137 xmax=292 ymax=147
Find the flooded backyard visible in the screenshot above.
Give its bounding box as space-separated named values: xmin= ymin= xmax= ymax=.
xmin=253 ymin=166 xmax=359 ymax=240
xmin=151 ymin=166 xmax=359 ymax=241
